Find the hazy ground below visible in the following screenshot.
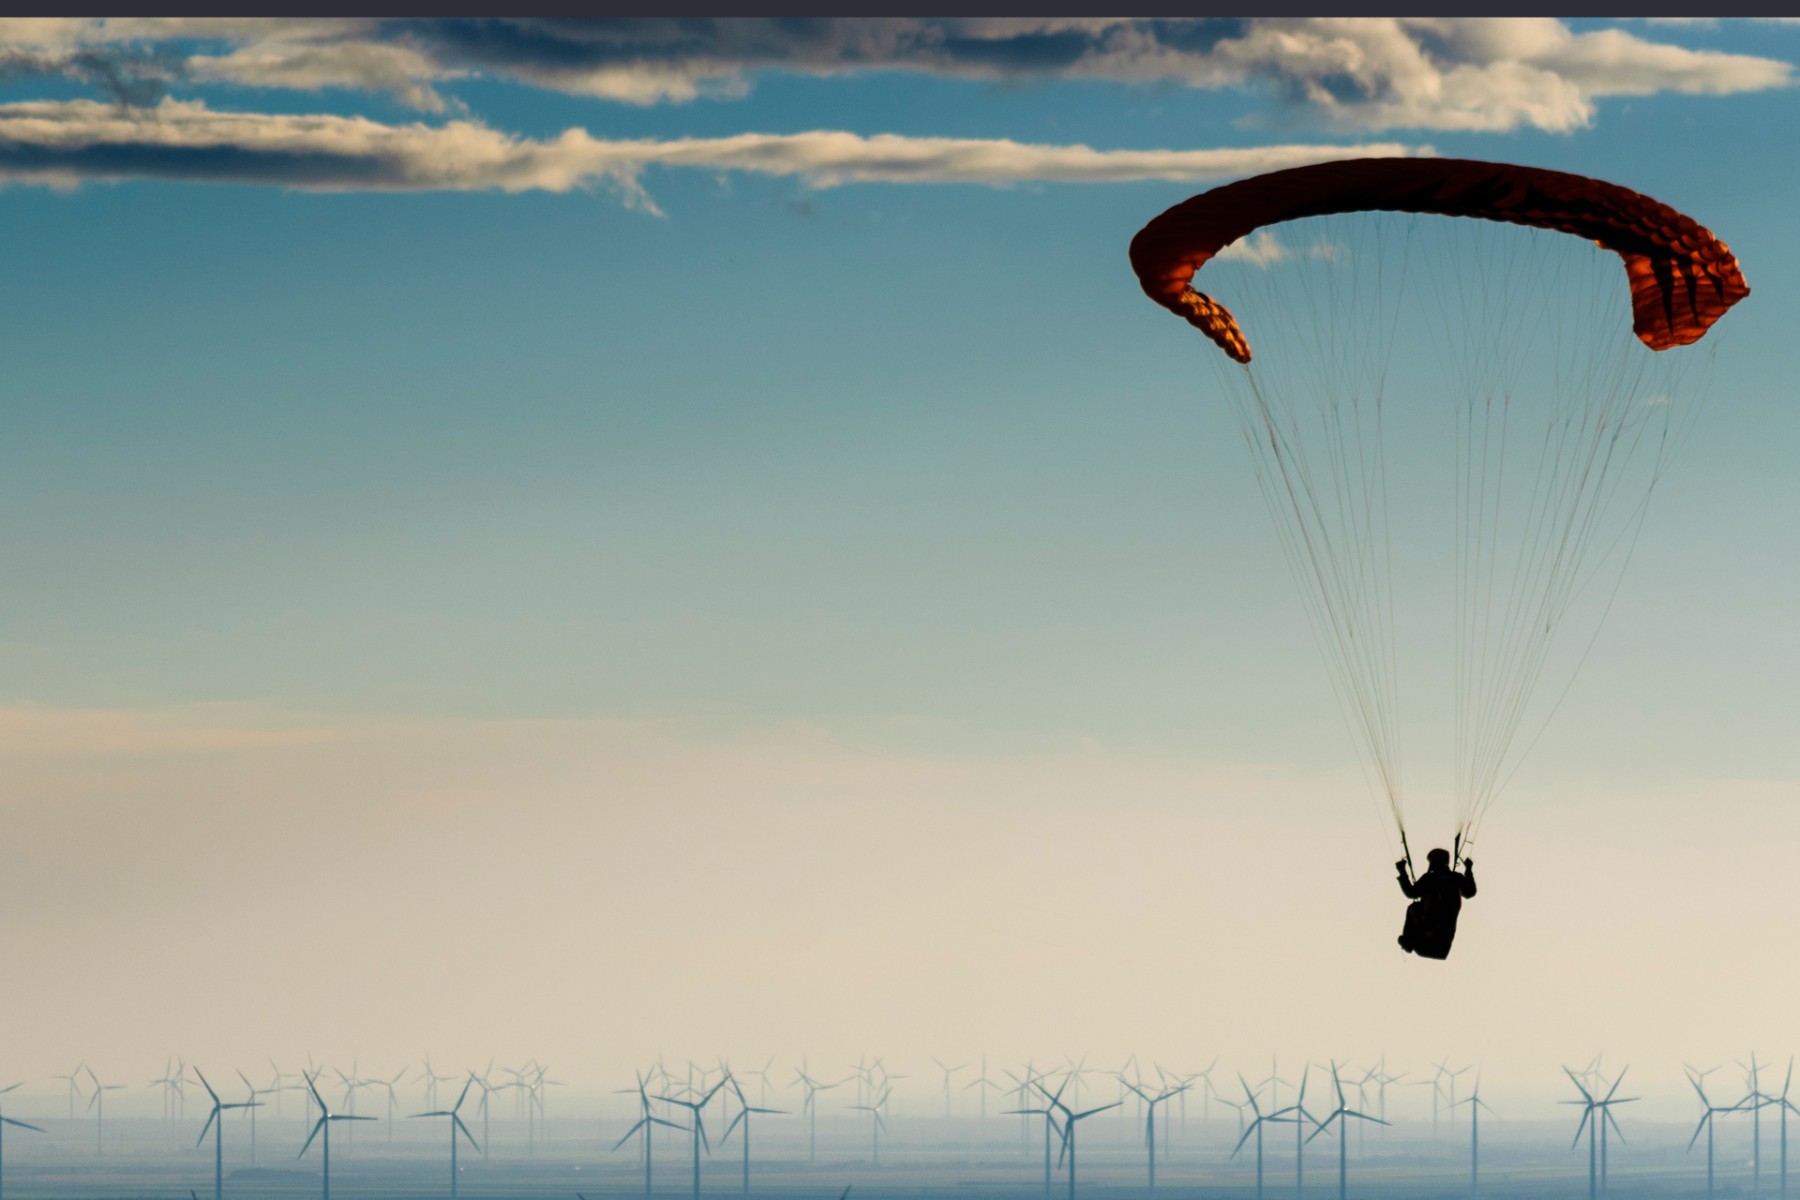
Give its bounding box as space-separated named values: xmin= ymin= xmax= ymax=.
xmin=0 ymin=1113 xmax=1786 ymax=1200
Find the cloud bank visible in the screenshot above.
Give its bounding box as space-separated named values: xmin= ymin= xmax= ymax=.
xmin=0 ymin=99 xmax=1424 ymax=209
xmin=0 ymin=18 xmax=1788 ymax=132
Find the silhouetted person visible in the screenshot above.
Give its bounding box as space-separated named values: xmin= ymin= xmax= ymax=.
xmin=1396 ymin=848 xmax=1476 ymax=960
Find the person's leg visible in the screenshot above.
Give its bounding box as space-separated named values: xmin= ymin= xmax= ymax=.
xmin=1399 ymin=900 xmax=1425 ymax=952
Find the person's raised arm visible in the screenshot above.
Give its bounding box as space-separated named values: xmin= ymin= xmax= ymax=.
xmin=1460 ymin=859 xmax=1477 ymax=898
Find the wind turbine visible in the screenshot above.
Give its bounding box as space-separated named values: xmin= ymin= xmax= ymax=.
xmin=1004 ymin=1063 xmax=1044 ymax=1151
xmin=0 ymin=1085 xmax=45 ymax=1200
xmin=1062 ymin=1056 xmax=1094 ymax=1110
xmin=1259 ymin=1056 xmax=1291 ymax=1115
xmin=1564 ymin=1066 xmax=1634 ymax=1200
xmin=52 ymin=1063 xmax=86 ymax=1122
xmin=1305 ymin=1062 xmax=1388 ymax=1200
xmin=369 ymin=1068 xmax=407 ymax=1145
xmin=719 ymin=1073 xmax=785 ymax=1198
xmin=963 ymin=1055 xmax=1003 ymax=1121
xmin=1743 ymin=1053 xmax=1779 ymax=1196
xmin=659 ymin=1075 xmax=728 ymax=1200
xmin=1274 ymin=1065 xmax=1323 ymax=1199
xmin=1772 ymin=1058 xmax=1798 ymax=1200
xmin=299 ymin=1071 xmax=375 ymax=1200
xmin=1038 ymin=1078 xmax=1118 ymax=1200
xmin=237 ymin=1070 xmax=280 ymax=1167
xmin=1232 ymin=1073 xmax=1283 ymax=1200
xmin=1122 ymin=1077 xmax=1190 ymax=1190
xmin=152 ymin=1059 xmax=185 ymax=1122
xmin=195 ymin=1069 xmax=261 ymax=1200
xmin=737 ymin=1058 xmax=777 ymax=1108
xmin=331 ymin=1064 xmax=371 ymax=1155
xmin=419 ymin=1058 xmax=456 ymax=1113
xmin=1370 ymin=1056 xmax=1405 ymax=1133
xmin=932 ymin=1059 xmax=967 ymax=1119
xmin=472 ymin=1066 xmax=502 ymax=1161
xmin=411 ymin=1074 xmax=479 ymax=1199
xmin=793 ymin=1064 xmax=843 ymax=1162
xmin=849 ymin=1084 xmax=890 ymax=1165
xmin=1003 ymin=1098 xmax=1063 ymax=1197
xmin=1437 ymin=1061 xmax=1471 ymax=1133
xmin=1452 ymin=1074 xmax=1496 ymax=1199
xmin=613 ymin=1070 xmax=685 ymax=1199
xmin=1183 ymin=1058 xmax=1219 ymax=1128
xmin=84 ymin=1067 xmax=125 ymax=1156
xmin=1689 ymin=1066 xmax=1743 ymax=1200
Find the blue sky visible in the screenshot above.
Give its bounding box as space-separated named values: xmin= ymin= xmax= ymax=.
xmin=0 ymin=18 xmax=1796 ymax=1087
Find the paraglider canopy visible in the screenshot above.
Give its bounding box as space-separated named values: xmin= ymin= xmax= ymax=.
xmin=1126 ymin=156 xmax=1747 ymax=865
xmin=1129 ymin=157 xmax=1748 ymax=363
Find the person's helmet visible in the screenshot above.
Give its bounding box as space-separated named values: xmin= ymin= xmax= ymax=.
xmin=1427 ymin=848 xmax=1452 ymax=866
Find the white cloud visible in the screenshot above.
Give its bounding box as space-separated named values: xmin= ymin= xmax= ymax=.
xmin=1216 ymin=229 xmax=1345 ymax=267
xmin=0 ymin=98 xmax=1425 ymax=212
xmin=187 ymin=38 xmax=460 ymax=112
xmin=1217 ymin=229 xmax=1291 ymax=266
xmin=0 ymin=18 xmax=1786 ymax=132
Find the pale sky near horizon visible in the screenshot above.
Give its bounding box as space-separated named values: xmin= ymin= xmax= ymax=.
xmin=0 ymin=18 xmax=1796 ymax=1110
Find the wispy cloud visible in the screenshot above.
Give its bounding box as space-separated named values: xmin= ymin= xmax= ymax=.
xmin=0 ymin=99 xmax=1425 ymax=212
xmin=0 ymin=18 xmax=1787 ymax=131
xmin=1215 ymin=229 xmax=1344 ymax=267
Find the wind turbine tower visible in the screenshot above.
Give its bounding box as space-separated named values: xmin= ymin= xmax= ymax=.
xmin=237 ymin=1070 xmax=279 ymax=1167
xmin=659 ymin=1076 xmax=727 ymax=1200
xmin=1276 ymin=1065 xmax=1322 ymax=1199
xmin=1305 ymin=1062 xmax=1388 ymax=1200
xmin=411 ymin=1074 xmax=480 ymax=1200
xmin=794 ymin=1066 xmax=843 ymax=1163
xmin=1232 ymin=1074 xmax=1284 ymax=1200
xmin=1772 ymin=1058 xmax=1799 ymax=1200
xmin=1003 ymin=1098 xmax=1062 ymax=1197
xmin=1743 ymin=1054 xmax=1779 ymax=1196
xmin=52 ymin=1064 xmax=86 ymax=1122
xmin=1564 ymin=1066 xmax=1634 ymax=1200
xmin=719 ymin=1073 xmax=785 ymax=1198
xmin=84 ymin=1067 xmax=125 ymax=1156
xmin=1123 ymin=1078 xmax=1190 ymax=1190
xmin=1688 ymin=1066 xmax=1742 ymax=1200
xmin=849 ymin=1085 xmax=891 ymax=1165
xmin=933 ymin=1059 xmax=966 ymax=1120
xmin=1037 ymin=1079 xmax=1118 ymax=1200
xmin=195 ymin=1068 xmax=261 ymax=1200
xmin=299 ymin=1071 xmax=375 ymax=1200
xmin=963 ymin=1055 xmax=1003 ymax=1121
xmin=1452 ymin=1075 xmax=1496 ymax=1199
xmin=613 ymin=1070 xmax=685 ymax=1200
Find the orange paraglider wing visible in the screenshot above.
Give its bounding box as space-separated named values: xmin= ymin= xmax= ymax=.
xmin=1127 ymin=157 xmax=1749 ymax=363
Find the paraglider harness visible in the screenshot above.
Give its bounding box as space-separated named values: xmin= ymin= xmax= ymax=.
xmin=1396 ymin=831 xmax=1474 ymax=961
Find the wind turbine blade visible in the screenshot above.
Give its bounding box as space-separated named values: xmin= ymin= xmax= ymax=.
xmin=1 ymin=1118 xmax=46 ymax=1133
xmin=612 ymin=1117 xmax=650 ymax=1151
xmin=196 ymin=1111 xmax=218 ymax=1148
xmin=299 ymin=1118 xmax=325 ymax=1158
xmin=454 ymin=1115 xmax=480 ymax=1150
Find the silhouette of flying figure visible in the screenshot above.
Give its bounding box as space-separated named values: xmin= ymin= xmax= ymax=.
xmin=1396 ymin=848 xmax=1477 ymax=960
